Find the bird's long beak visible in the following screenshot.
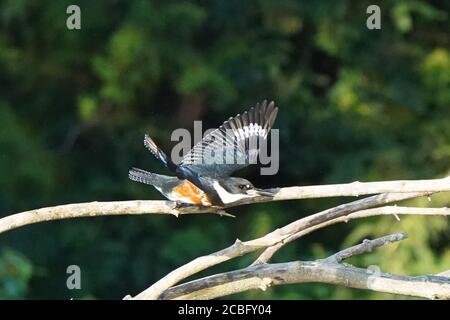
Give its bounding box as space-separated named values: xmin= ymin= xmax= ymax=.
xmin=249 ymin=188 xmax=277 ymax=197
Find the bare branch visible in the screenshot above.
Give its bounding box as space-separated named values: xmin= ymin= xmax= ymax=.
xmin=233 ymin=176 xmax=450 ymax=205
xmin=0 ymin=200 xmax=228 ymax=234
xmin=2 ymin=176 xmax=449 ymax=300
xmin=324 ymin=232 xmax=407 ymax=263
xmin=0 ymin=176 xmax=450 ymax=233
xmin=160 ymin=261 xmax=450 ymax=300
xmin=254 ymin=205 xmax=450 ymax=264
xmin=346 ymin=205 xmax=450 ymax=218
xmin=160 ymin=234 xmax=450 ymax=300
xmin=130 ymin=192 xmax=434 ymax=299
xmin=2 ymin=176 xmax=449 ymax=235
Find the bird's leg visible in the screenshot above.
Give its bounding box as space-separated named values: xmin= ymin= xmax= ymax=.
xmin=173 ymin=201 xmax=195 ymax=209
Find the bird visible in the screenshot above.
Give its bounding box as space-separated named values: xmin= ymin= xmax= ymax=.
xmin=129 ymin=100 xmax=278 ymax=207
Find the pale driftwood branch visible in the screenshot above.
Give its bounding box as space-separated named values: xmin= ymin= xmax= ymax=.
xmin=161 ymin=261 xmax=450 ymax=300
xmin=254 ymin=205 xmax=450 ymax=264
xmin=159 ymin=233 xmax=450 ymax=300
xmin=0 ymin=200 xmax=232 ymax=235
xmin=2 ymin=177 xmax=449 ymax=300
xmin=2 ymin=176 xmax=450 ymax=236
xmin=234 ymin=176 xmax=450 ymax=205
xmin=130 ymin=191 xmax=436 ymax=299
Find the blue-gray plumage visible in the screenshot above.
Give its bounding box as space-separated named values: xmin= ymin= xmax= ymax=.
xmin=129 ymin=100 xmax=278 ymax=206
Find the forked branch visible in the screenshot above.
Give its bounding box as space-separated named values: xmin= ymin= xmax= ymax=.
xmin=130 ymin=191 xmax=449 ymax=299
xmin=159 ymin=233 xmax=450 ymax=300
xmin=1 ymin=176 xmax=449 ymax=300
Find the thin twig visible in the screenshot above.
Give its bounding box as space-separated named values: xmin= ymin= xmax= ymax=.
xmin=324 ymin=232 xmax=407 ymax=263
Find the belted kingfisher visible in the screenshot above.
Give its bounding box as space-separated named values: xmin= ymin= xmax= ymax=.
xmin=129 ymin=100 xmax=278 ymax=206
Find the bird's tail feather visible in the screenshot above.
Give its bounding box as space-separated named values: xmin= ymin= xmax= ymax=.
xmin=128 ymin=167 xmax=160 ymax=186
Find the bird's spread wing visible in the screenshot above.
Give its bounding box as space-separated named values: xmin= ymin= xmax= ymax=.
xmin=180 ymin=100 xmax=278 ymax=178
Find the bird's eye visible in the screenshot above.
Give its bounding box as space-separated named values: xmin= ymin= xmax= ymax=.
xmin=246 ymin=184 xmax=251 ymax=189
xmin=239 ymin=185 xmax=246 ymax=190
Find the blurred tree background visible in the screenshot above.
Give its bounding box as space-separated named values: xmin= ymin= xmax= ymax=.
xmin=0 ymin=0 xmax=449 ymax=299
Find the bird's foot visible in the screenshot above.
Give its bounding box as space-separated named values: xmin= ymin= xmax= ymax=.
xmin=173 ymin=201 xmax=195 ymax=209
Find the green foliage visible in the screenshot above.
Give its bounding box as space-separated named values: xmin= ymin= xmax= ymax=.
xmin=0 ymin=248 xmax=33 ymax=299
xmin=0 ymin=0 xmax=449 ymax=299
